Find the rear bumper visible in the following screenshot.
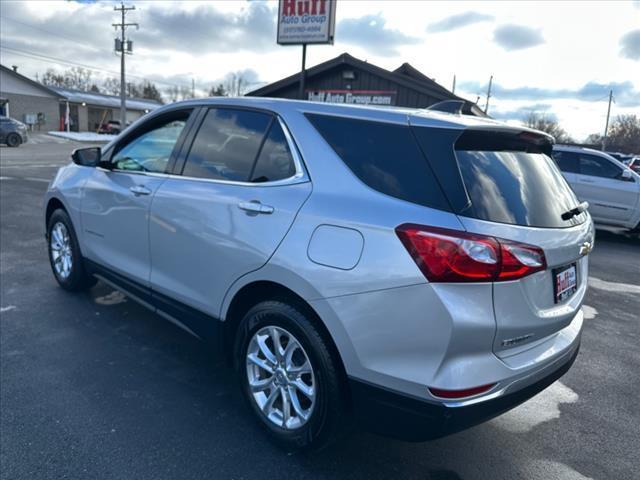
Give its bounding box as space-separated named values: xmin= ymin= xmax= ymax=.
xmin=349 ymin=341 xmax=580 ymax=442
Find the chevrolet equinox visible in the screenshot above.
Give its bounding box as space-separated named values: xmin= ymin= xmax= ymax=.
xmin=44 ymin=98 xmax=592 ymax=448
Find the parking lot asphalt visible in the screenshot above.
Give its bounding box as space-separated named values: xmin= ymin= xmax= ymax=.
xmin=1 ymin=138 xmax=639 ymax=480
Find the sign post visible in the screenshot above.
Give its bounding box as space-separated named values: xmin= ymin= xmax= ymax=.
xmin=298 ymin=44 xmax=307 ymax=100
xmin=277 ymin=0 xmax=337 ymax=100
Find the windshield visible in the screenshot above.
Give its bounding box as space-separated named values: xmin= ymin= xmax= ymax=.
xmin=456 ymin=150 xmax=586 ymax=228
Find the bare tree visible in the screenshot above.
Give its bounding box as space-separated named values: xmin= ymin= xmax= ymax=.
xmin=224 ymin=71 xmax=252 ymax=97
xmin=606 ymin=115 xmax=640 ymax=154
xmin=208 ymin=83 xmax=228 ymax=97
xmin=524 ymin=112 xmax=573 ymax=143
xmin=102 ymin=77 xmax=121 ymax=96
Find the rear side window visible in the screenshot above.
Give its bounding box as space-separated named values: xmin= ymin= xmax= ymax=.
xmin=250 ymin=122 xmax=296 ymax=183
xmin=183 ymin=108 xmax=271 ymax=181
xmin=579 ymin=154 xmax=621 ymax=178
xmin=552 ymin=151 xmax=579 ymax=173
xmin=305 ymin=114 xmax=450 ymax=211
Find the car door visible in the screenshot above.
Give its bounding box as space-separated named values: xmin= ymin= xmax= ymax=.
xmin=149 ymin=107 xmax=312 ymax=326
xmin=81 ymin=109 xmax=194 ymax=286
xmin=575 ymin=153 xmax=638 ymax=224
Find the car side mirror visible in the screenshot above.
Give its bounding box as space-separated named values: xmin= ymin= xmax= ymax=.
xmin=619 ymin=169 xmax=635 ymax=182
xmin=71 ymin=147 xmax=101 ymax=167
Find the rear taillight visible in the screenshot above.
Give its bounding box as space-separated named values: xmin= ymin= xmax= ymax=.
xmin=396 ymin=224 xmax=546 ymax=283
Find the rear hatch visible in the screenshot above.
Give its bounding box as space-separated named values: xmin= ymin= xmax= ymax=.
xmin=411 ymin=121 xmax=593 ymax=355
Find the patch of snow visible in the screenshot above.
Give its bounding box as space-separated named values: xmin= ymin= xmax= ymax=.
xmin=527 ymin=460 xmax=593 ymax=480
xmin=582 ymin=305 xmax=598 ymax=320
xmin=47 ymin=131 xmax=115 ymax=142
xmin=492 ymin=381 xmax=578 ymax=433
xmin=588 ymin=276 xmax=640 ymax=294
xmin=95 ymin=290 xmax=127 ymax=306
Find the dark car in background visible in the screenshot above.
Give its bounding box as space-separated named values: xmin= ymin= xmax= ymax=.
xmin=0 ymin=115 xmax=28 ymax=147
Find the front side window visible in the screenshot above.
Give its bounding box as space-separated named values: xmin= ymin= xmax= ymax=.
xmin=579 ymin=154 xmax=621 ymax=179
xmin=182 ymin=108 xmax=272 ymax=181
xmin=112 ymin=118 xmax=187 ymax=173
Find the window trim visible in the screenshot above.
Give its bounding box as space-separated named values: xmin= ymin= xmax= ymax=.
xmin=173 ymin=107 xmax=308 ymax=187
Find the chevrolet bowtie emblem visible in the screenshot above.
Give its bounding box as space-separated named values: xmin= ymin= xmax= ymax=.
xmin=579 ymin=241 xmax=593 ymax=256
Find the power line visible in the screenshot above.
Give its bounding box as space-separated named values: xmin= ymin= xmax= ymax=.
xmin=0 ymin=45 xmax=192 ymax=90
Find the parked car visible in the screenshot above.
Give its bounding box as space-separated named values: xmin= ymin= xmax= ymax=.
xmin=44 ymin=98 xmax=592 ymax=448
xmin=0 ymin=115 xmax=28 ymax=147
xmin=552 ymin=145 xmax=640 ymax=233
xmin=605 ymin=151 xmax=633 ymax=163
xmin=97 ymin=120 xmax=122 ymax=135
xmin=625 ymin=157 xmax=640 ymax=175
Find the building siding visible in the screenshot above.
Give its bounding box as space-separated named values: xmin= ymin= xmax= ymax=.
xmin=1 ymin=92 xmax=60 ymax=131
xmin=252 ymin=62 xmax=451 ymax=108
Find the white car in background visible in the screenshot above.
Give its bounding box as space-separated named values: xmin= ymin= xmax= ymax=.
xmin=552 ymin=145 xmax=640 ymax=233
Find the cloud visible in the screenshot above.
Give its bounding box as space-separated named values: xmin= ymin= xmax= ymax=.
xmin=491 ymin=103 xmax=558 ymax=122
xmin=619 ymin=29 xmax=640 ymax=60
xmin=459 ymin=80 xmax=640 ymax=107
xmin=493 ymin=24 xmax=545 ymax=51
xmin=427 ymin=12 xmax=494 ymax=33
xmin=337 ymin=13 xmax=420 ymax=56
xmin=136 ymin=2 xmax=276 ymax=54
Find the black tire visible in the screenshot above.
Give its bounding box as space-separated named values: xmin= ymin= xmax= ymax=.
xmin=6 ymin=133 xmax=21 ymax=147
xmin=47 ymin=209 xmax=96 ymax=291
xmin=235 ymin=300 xmax=349 ymax=450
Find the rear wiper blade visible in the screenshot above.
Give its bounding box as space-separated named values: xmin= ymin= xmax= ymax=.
xmin=561 ymin=201 xmax=589 ymax=221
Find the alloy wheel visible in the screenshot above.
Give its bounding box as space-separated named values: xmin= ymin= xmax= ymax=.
xmin=246 ymin=325 xmax=316 ymax=430
xmin=50 ymin=222 xmax=73 ymax=280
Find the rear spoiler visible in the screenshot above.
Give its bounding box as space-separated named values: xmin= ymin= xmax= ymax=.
xmin=427 ymin=100 xmax=488 ymax=118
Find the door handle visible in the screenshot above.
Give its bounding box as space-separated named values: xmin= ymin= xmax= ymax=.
xmin=238 ymin=201 xmax=274 ymax=215
xmin=129 ymin=185 xmax=151 ymax=196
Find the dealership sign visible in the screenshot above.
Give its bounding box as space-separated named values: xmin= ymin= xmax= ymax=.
xmin=307 ymin=90 xmax=397 ymax=106
xmin=277 ymin=0 xmax=336 ymax=45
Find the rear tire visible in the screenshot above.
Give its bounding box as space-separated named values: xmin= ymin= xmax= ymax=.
xmin=235 ymin=300 xmax=348 ymax=450
xmin=47 ymin=209 xmax=96 ymax=291
xmin=6 ymin=133 xmax=21 ymax=147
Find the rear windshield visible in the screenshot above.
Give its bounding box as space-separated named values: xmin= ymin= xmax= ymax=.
xmin=456 ymin=150 xmax=586 ymax=228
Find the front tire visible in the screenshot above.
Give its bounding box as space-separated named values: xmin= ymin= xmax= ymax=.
xmin=6 ymin=133 xmax=21 ymax=147
xmin=235 ymin=300 xmax=348 ymax=450
xmin=47 ymin=209 xmax=96 ymax=291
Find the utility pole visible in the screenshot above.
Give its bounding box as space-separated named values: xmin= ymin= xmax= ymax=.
xmin=113 ymin=2 xmax=138 ymax=129
xmin=192 ymin=78 xmax=195 ymax=99
xmin=451 ymin=74 xmax=456 ymax=94
xmin=602 ymin=89 xmax=613 ymax=151
xmin=484 ymin=75 xmax=493 ymax=114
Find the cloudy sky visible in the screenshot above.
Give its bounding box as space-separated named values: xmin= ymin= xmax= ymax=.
xmin=1 ymin=0 xmax=639 ymax=140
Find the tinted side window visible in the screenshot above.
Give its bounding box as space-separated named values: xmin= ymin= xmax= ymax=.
xmin=183 ymin=108 xmax=271 ymax=181
xmin=552 ymin=151 xmax=579 ymax=173
xmin=306 ymin=114 xmax=450 ymax=211
xmin=579 ymin=154 xmax=621 ymax=178
xmin=250 ymin=122 xmax=296 ymax=182
xmin=112 ymin=118 xmax=187 ymax=173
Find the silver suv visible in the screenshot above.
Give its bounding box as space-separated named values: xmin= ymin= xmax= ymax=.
xmin=44 ymin=98 xmax=592 ymax=448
